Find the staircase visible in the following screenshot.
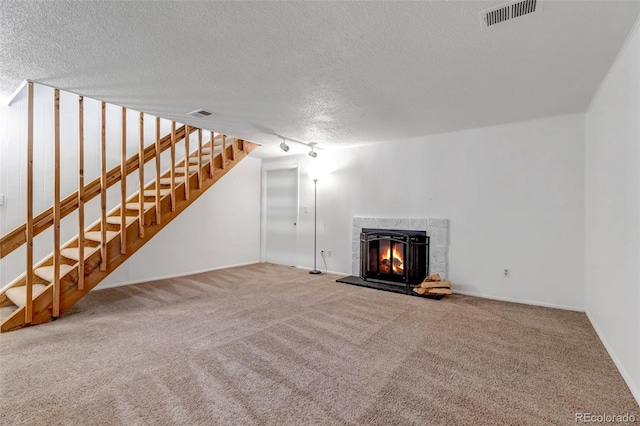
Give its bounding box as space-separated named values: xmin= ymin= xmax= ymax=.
xmin=0 ymin=83 xmax=258 ymax=332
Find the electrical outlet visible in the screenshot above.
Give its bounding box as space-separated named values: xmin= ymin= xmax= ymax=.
xmin=503 ymin=268 xmax=510 ymax=278
xmin=303 ymin=206 xmax=308 ymax=214
xmin=327 ymin=250 xmax=332 ymax=257
xmin=0 ymin=194 xmax=4 ymax=206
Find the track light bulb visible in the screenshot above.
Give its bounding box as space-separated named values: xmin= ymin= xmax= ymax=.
xmin=279 ymin=141 xmax=290 ymax=152
xmin=309 ymin=143 xmax=318 ymax=158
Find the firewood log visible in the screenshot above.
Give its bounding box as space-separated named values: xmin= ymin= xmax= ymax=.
xmin=413 ymin=286 xmax=452 ymax=296
xmin=426 ymin=287 xmax=452 ymax=296
xmin=419 ymin=281 xmax=452 ymax=289
xmin=424 ymin=273 xmax=441 ymax=282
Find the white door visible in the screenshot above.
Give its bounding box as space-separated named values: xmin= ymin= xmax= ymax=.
xmin=265 ymin=168 xmax=298 ymax=266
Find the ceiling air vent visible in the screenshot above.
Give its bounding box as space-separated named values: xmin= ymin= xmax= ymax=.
xmin=187 ymin=109 xmax=213 ymax=118
xmin=481 ymin=0 xmax=544 ymax=28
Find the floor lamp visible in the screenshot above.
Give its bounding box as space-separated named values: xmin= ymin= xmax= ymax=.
xmin=309 ymin=175 xmax=321 ymax=275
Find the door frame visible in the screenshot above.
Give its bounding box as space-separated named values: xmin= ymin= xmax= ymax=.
xmin=261 ymin=164 xmax=300 ymax=265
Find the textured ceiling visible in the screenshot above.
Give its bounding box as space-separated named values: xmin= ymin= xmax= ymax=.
xmin=1 ymin=1 xmax=639 ymax=157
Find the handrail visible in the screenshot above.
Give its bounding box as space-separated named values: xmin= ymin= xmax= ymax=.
xmin=0 ymin=124 xmax=195 ymax=260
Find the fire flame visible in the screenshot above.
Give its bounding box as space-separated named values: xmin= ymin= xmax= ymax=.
xmin=380 ymin=245 xmax=404 ymax=274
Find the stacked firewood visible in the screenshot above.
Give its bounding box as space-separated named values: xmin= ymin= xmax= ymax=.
xmin=413 ymin=273 xmax=452 ymax=296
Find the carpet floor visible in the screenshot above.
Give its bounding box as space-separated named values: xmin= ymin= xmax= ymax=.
xmin=0 ymin=263 xmax=637 ymax=425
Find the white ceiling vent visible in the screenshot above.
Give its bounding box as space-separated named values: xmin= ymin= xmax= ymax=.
xmin=481 ymin=0 xmax=544 ymax=28
xmin=187 ymin=108 xmax=213 ymax=118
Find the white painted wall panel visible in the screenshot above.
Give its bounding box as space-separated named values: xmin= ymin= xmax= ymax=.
xmin=263 ymin=113 xmax=586 ymax=311
xmin=585 ymin=22 xmax=640 ymax=404
xmin=100 ymin=156 xmax=261 ymax=288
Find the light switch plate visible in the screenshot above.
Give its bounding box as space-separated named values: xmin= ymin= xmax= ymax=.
xmin=0 ymin=194 xmax=4 ymax=206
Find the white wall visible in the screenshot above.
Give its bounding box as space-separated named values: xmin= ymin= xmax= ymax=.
xmin=263 ymin=112 xmax=586 ymax=310
xmin=585 ymin=21 xmax=640 ymax=403
xmin=100 ymin=156 xmax=262 ymax=288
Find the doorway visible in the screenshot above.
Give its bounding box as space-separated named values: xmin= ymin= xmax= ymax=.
xmin=263 ymin=167 xmax=298 ymax=266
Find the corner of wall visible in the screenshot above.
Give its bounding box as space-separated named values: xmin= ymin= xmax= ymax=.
xmin=584 ymin=14 xmax=640 ymax=406
xmin=586 ymin=311 xmax=640 ymax=404
xmin=587 ymin=15 xmax=640 ymax=112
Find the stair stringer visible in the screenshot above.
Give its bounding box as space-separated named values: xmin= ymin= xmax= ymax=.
xmin=1 ymin=140 xmax=258 ymax=332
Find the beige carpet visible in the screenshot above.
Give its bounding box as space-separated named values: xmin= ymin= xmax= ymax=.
xmin=0 ymin=263 xmax=637 ymax=425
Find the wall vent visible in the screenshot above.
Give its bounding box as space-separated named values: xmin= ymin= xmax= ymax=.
xmin=187 ymin=109 xmax=213 ymax=118
xmin=481 ymin=0 xmax=543 ymax=28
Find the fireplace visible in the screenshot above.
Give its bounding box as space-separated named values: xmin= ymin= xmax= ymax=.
xmin=360 ymin=228 xmax=429 ymax=286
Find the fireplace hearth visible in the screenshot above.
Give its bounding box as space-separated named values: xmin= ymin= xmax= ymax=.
xmin=337 ymin=217 xmax=449 ymax=298
xmin=360 ymin=228 xmax=429 ymax=287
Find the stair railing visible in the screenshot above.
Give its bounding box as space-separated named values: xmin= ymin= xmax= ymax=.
xmin=0 ymin=81 xmax=241 ymax=324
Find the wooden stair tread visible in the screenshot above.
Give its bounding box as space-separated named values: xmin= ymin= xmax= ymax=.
xmin=5 ymin=284 xmax=48 ymax=307
xmin=125 ymin=202 xmax=155 ymax=211
xmin=188 ymin=157 xmax=211 ymax=165
xmin=106 ymin=216 xmax=138 ymax=226
xmin=159 ymin=177 xmax=186 ymax=185
xmin=143 ymin=189 xmax=171 ymax=197
xmin=34 ymin=264 xmax=75 ymax=282
xmin=85 ymin=231 xmax=119 ymax=243
xmin=200 ymin=146 xmax=222 ymax=155
xmin=60 ymin=246 xmax=100 ymax=261
xmin=174 ymin=166 xmax=200 ymax=175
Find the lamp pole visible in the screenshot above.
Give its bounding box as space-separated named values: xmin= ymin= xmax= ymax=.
xmin=310 ymin=178 xmax=321 ymax=274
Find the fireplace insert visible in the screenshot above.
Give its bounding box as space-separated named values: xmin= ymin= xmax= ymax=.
xmin=360 ymin=228 xmax=429 ymax=286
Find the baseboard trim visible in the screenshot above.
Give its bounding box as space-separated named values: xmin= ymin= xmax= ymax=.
xmin=585 ymin=311 xmax=640 ymax=406
xmin=452 ymin=290 xmax=584 ymax=312
xmin=95 ymin=261 xmax=260 ymax=290
xmin=295 ymin=265 xmax=347 ymax=276
xmin=297 ymin=268 xmax=586 ymax=312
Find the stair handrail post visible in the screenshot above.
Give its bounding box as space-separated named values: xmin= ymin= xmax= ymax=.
xmin=184 ymin=125 xmax=190 ymax=200
xmin=120 ymin=107 xmax=127 ymax=255
xmin=53 ymin=89 xmax=61 ymax=318
xmin=78 ymin=96 xmax=85 ymax=290
xmin=230 ymin=137 xmax=237 ymax=161
xmin=170 ymin=122 xmax=177 ymax=211
xmin=25 ymin=82 xmax=34 ymax=323
xmin=155 ymin=117 xmax=161 ymax=225
xmin=209 ymin=131 xmax=215 ymax=178
xmin=138 ymin=112 xmax=145 ymax=238
xmin=100 ymin=102 xmax=107 ymax=271
xmin=221 ymin=135 xmax=226 ymax=169
xmin=197 ymin=128 xmax=203 ymax=189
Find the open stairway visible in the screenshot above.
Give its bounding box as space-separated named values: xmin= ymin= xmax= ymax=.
xmin=0 ymin=83 xmax=258 ymax=332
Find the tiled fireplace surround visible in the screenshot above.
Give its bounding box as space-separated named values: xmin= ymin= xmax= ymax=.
xmin=352 ymin=217 xmax=450 ymax=280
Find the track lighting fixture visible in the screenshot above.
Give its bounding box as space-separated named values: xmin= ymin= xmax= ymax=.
xmin=277 ymin=136 xmax=321 ymax=156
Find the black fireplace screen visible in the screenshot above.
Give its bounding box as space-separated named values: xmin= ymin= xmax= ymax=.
xmin=360 ymin=228 xmax=429 ymax=286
